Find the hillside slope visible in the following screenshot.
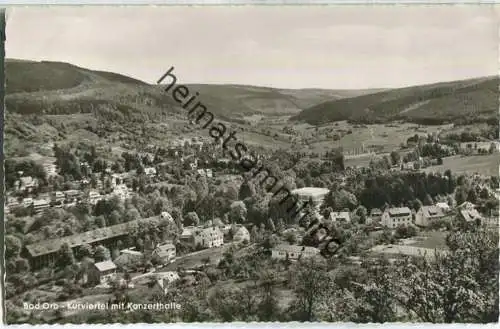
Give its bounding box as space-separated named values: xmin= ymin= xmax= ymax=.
xmin=6 ymin=60 xmax=373 ymax=121
xmin=291 ymin=76 xmax=499 ymax=125
xmin=186 ymin=84 xmax=382 ymax=115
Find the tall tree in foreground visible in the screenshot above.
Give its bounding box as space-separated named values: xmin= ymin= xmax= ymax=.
xmin=393 ymin=228 xmax=499 ymax=323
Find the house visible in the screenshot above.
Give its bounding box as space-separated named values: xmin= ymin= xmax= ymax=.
xmin=329 ymin=211 xmax=351 ymax=223
xmin=435 ymin=202 xmax=451 ymax=212
xmin=89 ymin=260 xmax=117 ymax=285
xmin=232 ymin=226 xmax=250 ymax=243
xmin=152 ymin=243 xmax=176 ymax=264
xmin=193 ymin=227 xmax=224 ymax=249
xmin=22 ymin=198 xmax=34 ymax=208
xmin=64 ymin=190 xmax=80 ymax=201
xmin=160 ymin=211 xmax=175 ymax=222
xmin=88 ymin=190 xmax=103 ymax=205
xmin=25 ymin=216 xmax=161 ymax=269
xmin=415 ymin=205 xmax=446 ymax=227
xmin=271 ymin=244 xmax=320 ymax=261
xmin=144 ymin=167 xmax=157 ymax=177
xmin=16 ymin=176 xmax=38 ymax=192
xmin=180 ymin=226 xmax=195 ymax=243
xmin=369 ymin=208 xmax=383 ymax=224
xmin=154 ymin=272 xmax=180 ymax=295
xmin=458 ymin=209 xmax=483 ymax=224
xmin=33 ymin=199 xmax=50 ymax=214
xmin=112 ymin=184 xmax=130 ymax=201
xmin=205 ymin=169 xmax=213 ymax=178
xmin=381 ymin=207 xmax=412 ymax=228
xmin=51 ymin=191 xmax=65 ymax=204
xmin=291 ymin=187 xmax=330 ymax=209
xmin=43 ymin=163 xmax=57 ymax=177
xmin=114 ymin=249 xmax=144 ymax=269
xmin=401 ymin=162 xmax=416 ymax=171
xmin=5 ymin=198 xmax=20 ymax=213
xmin=457 ymin=202 xmax=476 ymax=210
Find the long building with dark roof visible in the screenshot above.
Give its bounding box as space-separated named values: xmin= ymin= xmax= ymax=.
xmin=25 ymin=216 xmax=161 ymax=269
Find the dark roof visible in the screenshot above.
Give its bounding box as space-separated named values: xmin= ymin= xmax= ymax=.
xmin=26 ymin=216 xmax=161 ymax=258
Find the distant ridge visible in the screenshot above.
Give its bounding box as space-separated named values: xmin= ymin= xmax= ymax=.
xmin=290 ymin=76 xmax=499 ymax=125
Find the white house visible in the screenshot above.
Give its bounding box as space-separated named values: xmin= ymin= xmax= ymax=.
xmin=271 ymin=244 xmax=320 ymax=261
xmin=415 ymin=205 xmax=446 ymax=227
xmin=233 ymin=226 xmax=250 ymax=243
xmin=435 ymin=202 xmax=451 ymax=212
xmin=152 ymin=243 xmax=176 ymax=264
xmin=160 ymin=211 xmax=175 ymax=223
xmin=144 ymin=167 xmax=157 ymax=177
xmin=381 ymin=207 xmax=412 ymax=228
xmin=291 ymin=187 xmax=330 ymax=209
xmin=457 ymin=202 xmax=476 ymax=210
xmin=89 ymin=261 xmax=117 ymax=285
xmin=329 ymin=211 xmax=351 ymax=223
xmin=154 ymin=272 xmax=180 ymax=295
xmin=33 ymin=199 xmax=50 ymax=213
xmin=193 ymin=227 xmax=224 ymax=249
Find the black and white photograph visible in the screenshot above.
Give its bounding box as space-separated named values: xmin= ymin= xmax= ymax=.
xmin=3 ymin=5 xmax=499 ymax=324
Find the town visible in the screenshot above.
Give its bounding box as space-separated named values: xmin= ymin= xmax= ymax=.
xmin=5 ymin=121 xmax=500 ymax=323
xmin=4 ymin=6 xmax=499 ymax=325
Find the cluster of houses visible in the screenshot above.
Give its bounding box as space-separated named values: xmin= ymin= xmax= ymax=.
xmin=289 ymin=185 xmax=494 ymax=230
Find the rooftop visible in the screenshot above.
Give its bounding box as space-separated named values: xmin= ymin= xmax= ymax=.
xmin=387 ymin=207 xmax=412 ymax=217
xmin=291 ymin=187 xmax=330 ymax=197
xmin=420 ymin=205 xmax=445 ymax=218
xmin=94 ymin=260 xmax=117 ymax=272
xmin=26 ymin=216 xmax=161 ymax=258
xmin=274 ymin=244 xmax=319 ymax=253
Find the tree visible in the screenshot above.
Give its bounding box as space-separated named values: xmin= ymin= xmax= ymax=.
xmin=5 ymin=235 xmax=22 ymax=260
xmin=467 ymin=189 xmax=478 ymax=204
xmin=184 ymin=212 xmax=200 ymax=226
xmin=239 ymin=180 xmax=256 ymax=200
xmin=423 ymin=194 xmax=434 ymax=206
xmin=390 ymin=151 xmax=401 ymax=166
xmin=289 ymin=257 xmax=331 ymax=321
xmin=57 ymin=243 xmax=75 ymax=267
xmin=229 ymin=201 xmax=247 ymax=223
xmin=94 ymin=245 xmax=111 ymax=262
xmin=393 ymin=228 xmax=499 ymax=323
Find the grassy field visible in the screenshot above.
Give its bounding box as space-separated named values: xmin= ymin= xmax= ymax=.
xmin=407 ymin=231 xmax=449 ymax=249
xmin=423 ymin=154 xmax=499 ymax=176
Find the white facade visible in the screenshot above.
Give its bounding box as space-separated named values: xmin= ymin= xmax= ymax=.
xmin=291 ymin=187 xmax=329 ymax=209
xmin=193 ymin=227 xmax=224 ymax=249
xmin=271 ymin=245 xmax=320 ymax=261
xmin=329 ymin=211 xmax=351 ymax=223
xmin=381 ymin=207 xmax=412 ymax=228
xmin=233 ymin=226 xmax=250 ymax=243
xmin=415 ymin=205 xmax=446 ymax=227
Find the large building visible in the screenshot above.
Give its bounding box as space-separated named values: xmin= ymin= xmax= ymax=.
xmin=25 ymin=216 xmax=161 ymax=269
xmin=88 ymin=261 xmax=117 ymax=285
xmin=381 ymin=207 xmax=413 ymax=228
xmin=192 ymin=227 xmax=224 ymax=249
xmin=291 ymin=187 xmax=329 ymax=209
xmin=271 ymin=244 xmax=320 ymax=261
xmin=415 ymin=205 xmax=446 ymax=227
xmin=152 ymin=243 xmax=176 ymax=264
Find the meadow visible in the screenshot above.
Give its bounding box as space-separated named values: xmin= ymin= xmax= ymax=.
xmin=423 ymin=154 xmax=499 ymax=176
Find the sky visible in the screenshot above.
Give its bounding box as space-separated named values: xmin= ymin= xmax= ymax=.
xmin=6 ymin=6 xmax=499 ymax=89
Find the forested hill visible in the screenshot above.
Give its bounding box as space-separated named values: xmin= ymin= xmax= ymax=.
xmin=290 ymin=76 xmax=499 ymax=125
xmin=5 ymin=59 xmax=377 ymax=120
